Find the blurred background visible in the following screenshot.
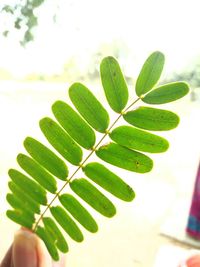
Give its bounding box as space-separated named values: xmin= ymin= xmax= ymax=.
xmin=0 ymin=0 xmax=200 ymax=266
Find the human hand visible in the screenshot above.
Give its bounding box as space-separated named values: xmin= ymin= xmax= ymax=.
xmin=0 ymin=228 xmax=66 ymax=267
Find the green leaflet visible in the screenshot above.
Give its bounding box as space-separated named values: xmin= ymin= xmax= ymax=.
xmin=50 ymin=206 xmax=84 ymax=242
xmin=100 ymin=56 xmax=129 ymax=113
xmin=136 ymin=51 xmax=165 ymax=96
xmin=83 ymin=162 xmax=135 ymax=202
xmin=52 ymin=101 xmax=96 ymax=150
xmin=123 ymin=106 xmax=180 ymax=131
xmin=43 ymin=217 xmax=69 ymax=253
xmin=8 ymin=181 xmax=40 ymax=214
xmin=24 ymin=137 xmax=68 ymax=180
xmin=6 ymin=210 xmax=34 ymax=229
xmin=8 ymin=169 xmax=47 ymax=205
xmin=17 ymin=153 xmax=57 ymax=194
xmin=96 ymin=143 xmax=153 ymax=173
xmin=59 ymin=194 xmax=98 ymax=233
xmin=39 ymin=117 xmax=82 ymax=165
xmin=7 ymin=193 xmax=36 ymax=219
xmin=69 ymin=83 xmax=109 ymax=133
xmin=142 ymin=82 xmax=189 ymax=104
xmin=110 ymin=126 xmax=169 ymax=153
xmin=36 ymin=226 xmax=59 ymax=261
xmin=70 ymin=178 xmax=116 ymax=218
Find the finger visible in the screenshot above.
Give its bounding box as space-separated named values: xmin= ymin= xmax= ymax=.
xmin=0 ymin=245 xmax=12 ymax=267
xmin=12 ymin=229 xmax=38 ymax=267
xmin=36 ymin=235 xmax=52 ymax=267
xmin=36 ymin=237 xmax=67 ymax=267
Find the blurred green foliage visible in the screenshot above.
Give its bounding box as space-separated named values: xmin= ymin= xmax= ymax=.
xmin=1 ymin=0 xmax=45 ymax=46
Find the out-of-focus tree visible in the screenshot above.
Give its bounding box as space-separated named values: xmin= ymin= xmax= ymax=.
xmin=170 ymin=65 xmax=200 ymax=88
xmin=1 ymin=0 xmax=48 ymax=46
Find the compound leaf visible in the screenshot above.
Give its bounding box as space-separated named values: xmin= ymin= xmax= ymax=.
xmin=100 ymin=56 xmax=129 ymax=112
xmin=142 ymin=82 xmax=189 ymax=104
xmin=5 ymin=52 xmax=190 ymax=261
xmin=40 ymin=117 xmax=82 ymax=165
xmin=59 ymin=194 xmax=98 ymax=233
xmin=110 ymin=126 xmax=169 ymax=153
xmin=52 ymin=101 xmax=96 ymax=149
xmin=83 ymin=162 xmax=135 ymax=202
xmin=70 ymin=178 xmax=116 ymax=218
xmin=69 ymin=83 xmax=109 ymax=132
xmin=50 ymin=206 xmax=84 ymax=242
xmin=123 ymin=106 xmax=180 ymax=131
xmin=96 ymin=143 xmax=153 ymax=173
xmin=24 ymin=137 xmax=68 ymax=180
xmin=136 ymin=51 xmax=165 ymax=96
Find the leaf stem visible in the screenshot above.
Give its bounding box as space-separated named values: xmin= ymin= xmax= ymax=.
xmin=33 ymin=97 xmax=141 ymax=232
xmin=123 ymin=96 xmax=141 ymax=113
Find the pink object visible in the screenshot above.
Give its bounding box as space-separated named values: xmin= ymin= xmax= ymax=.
xmin=186 ymin=254 xmax=200 ymax=267
xmin=178 ymin=255 xmax=200 ymax=267
xmin=186 ymin=162 xmax=200 ymax=240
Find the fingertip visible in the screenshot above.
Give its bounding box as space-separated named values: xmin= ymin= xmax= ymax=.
xmin=13 ymin=229 xmax=38 ymax=267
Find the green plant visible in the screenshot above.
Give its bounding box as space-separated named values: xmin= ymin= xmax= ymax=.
xmin=6 ymin=51 xmax=189 ymax=260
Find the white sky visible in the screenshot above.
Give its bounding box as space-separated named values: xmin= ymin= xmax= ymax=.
xmin=0 ymin=0 xmax=200 ymax=77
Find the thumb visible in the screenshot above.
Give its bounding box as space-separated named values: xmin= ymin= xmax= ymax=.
xmin=13 ymin=229 xmax=38 ymax=267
